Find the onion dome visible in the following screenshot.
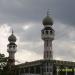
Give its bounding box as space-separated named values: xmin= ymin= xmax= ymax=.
xmin=8 ymin=30 xmax=16 ymax=42
xmin=42 ymin=10 xmax=53 ymax=26
xmin=43 ymin=15 xmax=53 ymax=26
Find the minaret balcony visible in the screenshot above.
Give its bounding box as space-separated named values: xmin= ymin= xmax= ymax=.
xmin=41 ymin=34 xmax=54 ymax=40
xmin=7 ymin=48 xmax=17 ymax=52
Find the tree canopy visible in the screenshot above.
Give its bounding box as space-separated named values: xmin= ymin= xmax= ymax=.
xmin=0 ymin=53 xmax=8 ymax=73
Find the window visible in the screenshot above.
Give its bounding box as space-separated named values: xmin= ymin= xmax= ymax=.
xmin=47 ymin=67 xmax=49 ymax=72
xmin=46 ymin=30 xmax=48 ymax=34
xmin=50 ymin=31 xmax=52 ymax=34
xmin=46 ymin=51 xmax=48 ymax=58
xmin=47 ymin=40 xmax=48 ymax=46
xmin=42 ymin=30 xmax=44 ymax=34
xmin=13 ymin=46 xmax=15 ymax=48
xmin=9 ymin=45 xmax=12 ymax=48
xmin=50 ymin=51 xmax=52 ymax=55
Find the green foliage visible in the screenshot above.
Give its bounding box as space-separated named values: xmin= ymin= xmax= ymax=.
xmin=0 ymin=53 xmax=8 ymax=74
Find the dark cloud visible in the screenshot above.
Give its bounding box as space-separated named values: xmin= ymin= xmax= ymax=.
xmin=9 ymin=23 xmax=42 ymax=42
xmin=52 ymin=0 xmax=75 ymax=26
xmin=0 ymin=0 xmax=51 ymax=24
xmin=0 ymin=0 xmax=74 ymax=26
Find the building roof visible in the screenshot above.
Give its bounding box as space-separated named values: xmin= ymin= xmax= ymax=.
xmin=15 ymin=59 xmax=75 ymax=69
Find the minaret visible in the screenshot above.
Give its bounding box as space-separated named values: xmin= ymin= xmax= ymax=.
xmin=41 ymin=11 xmax=55 ymax=60
xmin=7 ymin=30 xmax=17 ymax=66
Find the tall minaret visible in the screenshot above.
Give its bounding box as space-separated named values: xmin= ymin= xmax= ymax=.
xmin=41 ymin=11 xmax=55 ymax=60
xmin=7 ymin=30 xmax=17 ymax=66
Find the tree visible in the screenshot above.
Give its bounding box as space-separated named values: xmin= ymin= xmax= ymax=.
xmin=0 ymin=53 xmax=8 ymax=74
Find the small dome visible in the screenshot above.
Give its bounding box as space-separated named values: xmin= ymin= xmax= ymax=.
xmin=42 ymin=15 xmax=53 ymax=26
xmin=8 ymin=33 xmax=16 ymax=42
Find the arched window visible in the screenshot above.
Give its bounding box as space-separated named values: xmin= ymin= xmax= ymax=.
xmin=46 ymin=30 xmax=48 ymax=34
xmin=42 ymin=30 xmax=44 ymax=34
xmin=13 ymin=45 xmax=15 ymax=48
xmin=50 ymin=30 xmax=52 ymax=34
xmin=47 ymin=40 xmax=48 ymax=46
xmin=46 ymin=51 xmax=48 ymax=58
xmin=9 ymin=45 xmax=12 ymax=48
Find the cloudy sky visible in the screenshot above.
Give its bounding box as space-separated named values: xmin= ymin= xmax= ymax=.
xmin=0 ymin=0 xmax=75 ymax=64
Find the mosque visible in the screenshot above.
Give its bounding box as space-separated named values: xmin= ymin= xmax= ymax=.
xmin=3 ymin=12 xmax=75 ymax=75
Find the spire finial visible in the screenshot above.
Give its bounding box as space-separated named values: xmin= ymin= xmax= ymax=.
xmin=47 ymin=9 xmax=50 ymax=16
xmin=12 ymin=29 xmax=14 ymax=34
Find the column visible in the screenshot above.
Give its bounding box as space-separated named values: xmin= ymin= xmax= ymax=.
xmin=19 ymin=69 xmax=21 ymax=75
xmin=24 ymin=68 xmax=25 ymax=73
xmin=74 ymin=67 xmax=75 ymax=75
xmin=29 ymin=67 xmax=30 ymax=74
xmin=65 ymin=67 xmax=68 ymax=75
xmin=40 ymin=66 xmax=42 ymax=75
xmin=34 ymin=67 xmax=36 ymax=74
xmin=56 ymin=66 xmax=59 ymax=75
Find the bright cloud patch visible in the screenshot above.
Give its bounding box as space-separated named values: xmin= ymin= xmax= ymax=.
xmin=23 ymin=25 xmax=30 ymax=30
xmin=15 ymin=38 xmax=43 ymax=64
xmin=23 ymin=23 xmax=34 ymax=30
xmin=16 ymin=49 xmax=42 ymax=64
xmin=0 ymin=24 xmax=10 ymax=56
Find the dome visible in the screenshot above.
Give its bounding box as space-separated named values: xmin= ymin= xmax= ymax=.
xmin=42 ymin=15 xmax=53 ymax=26
xmin=8 ymin=33 xmax=16 ymax=42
